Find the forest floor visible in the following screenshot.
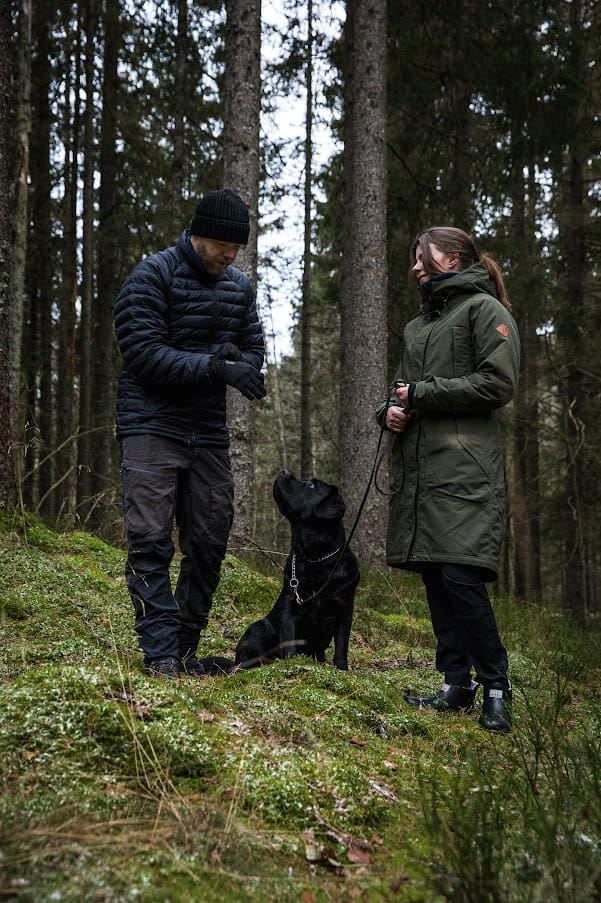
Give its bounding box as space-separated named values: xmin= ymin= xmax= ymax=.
xmin=0 ymin=511 xmax=600 ymax=902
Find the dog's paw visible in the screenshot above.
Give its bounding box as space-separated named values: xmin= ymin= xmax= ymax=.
xmin=183 ymin=655 xmax=235 ymax=677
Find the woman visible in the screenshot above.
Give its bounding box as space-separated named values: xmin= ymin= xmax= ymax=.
xmin=379 ymin=227 xmax=520 ymax=732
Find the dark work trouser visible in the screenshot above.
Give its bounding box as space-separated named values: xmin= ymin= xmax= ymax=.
xmin=420 ymin=563 xmax=509 ymax=689
xmin=120 ymin=435 xmax=234 ymax=664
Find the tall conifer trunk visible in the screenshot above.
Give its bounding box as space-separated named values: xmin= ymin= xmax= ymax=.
xmin=9 ymin=0 xmax=31 ymax=443
xmin=77 ymin=0 xmax=97 ymax=516
xmin=25 ymin=0 xmax=52 ymax=511
xmin=222 ymin=0 xmax=261 ymax=554
xmin=299 ymin=0 xmax=314 ymax=478
xmin=0 ymin=0 xmax=16 ymax=508
xmin=340 ymin=0 xmax=388 ymax=564
xmin=171 ymin=0 xmax=187 ymax=238
xmin=558 ymin=0 xmax=592 ymax=619
xmin=55 ymin=11 xmax=79 ymax=520
xmin=91 ymin=0 xmax=121 ymax=530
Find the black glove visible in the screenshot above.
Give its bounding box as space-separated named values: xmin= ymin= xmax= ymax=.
xmin=210 ymin=359 xmax=266 ymax=400
xmin=214 ymin=342 xmax=243 ymax=362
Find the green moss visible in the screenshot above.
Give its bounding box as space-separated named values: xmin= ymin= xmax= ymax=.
xmin=0 ymin=524 xmax=599 ymax=902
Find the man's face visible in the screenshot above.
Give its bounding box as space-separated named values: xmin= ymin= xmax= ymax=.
xmin=191 ymin=236 xmax=241 ymax=276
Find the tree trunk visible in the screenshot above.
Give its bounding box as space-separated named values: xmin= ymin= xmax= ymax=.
xmin=24 ymin=0 xmax=52 ymax=510
xmin=8 ymin=0 xmax=32 ymax=444
xmin=299 ymin=0 xmax=314 ymax=479
xmin=55 ymin=12 xmax=79 ymax=522
xmin=559 ymin=0 xmax=592 ymax=620
xmin=77 ymin=0 xmax=98 ymax=516
xmin=222 ymin=0 xmax=261 ymax=555
xmin=171 ymin=0 xmax=187 ymax=239
xmin=91 ymin=0 xmax=121 ymax=531
xmin=508 ymin=146 xmax=542 ymax=601
xmin=340 ymin=0 xmax=388 ymax=564
xmin=0 ymin=0 xmax=17 ymax=509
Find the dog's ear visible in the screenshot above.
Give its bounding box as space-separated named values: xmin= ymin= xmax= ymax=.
xmin=314 ymin=489 xmax=346 ymax=520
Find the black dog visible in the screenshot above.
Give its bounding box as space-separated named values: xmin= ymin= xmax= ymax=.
xmin=233 ymin=470 xmax=360 ymax=670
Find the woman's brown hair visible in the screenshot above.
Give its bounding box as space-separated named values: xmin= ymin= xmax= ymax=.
xmin=411 ymin=226 xmax=511 ymax=310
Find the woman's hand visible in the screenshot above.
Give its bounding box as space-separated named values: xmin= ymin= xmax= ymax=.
xmin=394 ymin=383 xmax=410 ymax=407
xmin=386 ymin=405 xmax=413 ymax=433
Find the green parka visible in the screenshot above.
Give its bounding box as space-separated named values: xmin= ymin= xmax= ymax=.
xmin=380 ymin=262 xmax=520 ymax=580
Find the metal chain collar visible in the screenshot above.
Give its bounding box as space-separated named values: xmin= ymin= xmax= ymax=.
xmin=289 ymin=547 xmax=342 ymax=606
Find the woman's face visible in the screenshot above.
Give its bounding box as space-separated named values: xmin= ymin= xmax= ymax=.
xmin=412 ymin=242 xmax=459 ymax=285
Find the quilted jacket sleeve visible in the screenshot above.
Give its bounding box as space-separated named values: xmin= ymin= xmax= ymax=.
xmin=114 ymin=251 xmax=216 ymax=390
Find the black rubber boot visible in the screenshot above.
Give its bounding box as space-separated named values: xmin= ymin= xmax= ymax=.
xmin=405 ymin=681 xmax=478 ymax=712
xmin=145 ymin=656 xmax=182 ymax=679
xmin=479 ymin=684 xmax=512 ymax=732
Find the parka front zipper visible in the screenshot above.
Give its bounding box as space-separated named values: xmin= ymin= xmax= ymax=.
xmin=407 ymin=309 xmax=441 ymax=562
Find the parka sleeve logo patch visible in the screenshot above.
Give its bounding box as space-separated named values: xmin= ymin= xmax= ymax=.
xmin=496 ymin=323 xmax=511 ymax=337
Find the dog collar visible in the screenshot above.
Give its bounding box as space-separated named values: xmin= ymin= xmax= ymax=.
xmin=290 ymin=548 xmax=342 ymax=607
xmin=306 ymin=546 xmax=342 ymax=563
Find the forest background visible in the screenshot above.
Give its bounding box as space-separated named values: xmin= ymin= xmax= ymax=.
xmin=0 ymin=0 xmax=599 ymax=620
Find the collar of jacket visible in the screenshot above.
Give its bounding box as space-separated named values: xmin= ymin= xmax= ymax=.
xmin=181 ymin=230 xmax=219 ymax=283
xmin=418 ymin=271 xmax=457 ymax=313
xmin=418 ymin=261 xmax=497 ymax=314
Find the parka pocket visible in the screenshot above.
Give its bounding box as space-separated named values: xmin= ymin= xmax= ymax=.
xmin=452 ymin=326 xmax=474 ymax=376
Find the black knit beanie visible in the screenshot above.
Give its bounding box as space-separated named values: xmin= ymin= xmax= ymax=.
xmin=190 ymin=189 xmax=250 ymax=245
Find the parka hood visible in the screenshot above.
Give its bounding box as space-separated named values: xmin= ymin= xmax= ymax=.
xmin=420 ymin=262 xmax=497 ymax=313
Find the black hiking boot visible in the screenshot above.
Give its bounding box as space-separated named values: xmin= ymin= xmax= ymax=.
xmin=145 ymin=656 xmax=181 ymax=679
xmin=405 ymin=681 xmax=478 ymax=713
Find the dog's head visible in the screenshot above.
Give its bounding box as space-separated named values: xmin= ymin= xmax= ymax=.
xmin=273 ymin=471 xmax=346 ymax=547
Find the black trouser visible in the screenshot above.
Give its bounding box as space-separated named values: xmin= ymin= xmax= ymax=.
xmin=421 ymin=563 xmax=509 ymax=689
xmin=120 ymin=435 xmax=234 ymax=663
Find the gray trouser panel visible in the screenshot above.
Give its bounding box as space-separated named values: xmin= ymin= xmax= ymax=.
xmin=120 ymin=435 xmax=234 ymax=662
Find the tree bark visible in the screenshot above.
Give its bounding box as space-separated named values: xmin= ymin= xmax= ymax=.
xmin=222 ymin=0 xmax=262 ymax=555
xmin=90 ymin=0 xmax=121 ymax=530
xmin=299 ymin=0 xmax=314 ymax=479
xmin=340 ymin=0 xmax=388 ymax=564
xmin=0 ymin=0 xmax=17 ymax=509
xmin=8 ymin=0 xmax=31 ymax=445
xmin=171 ymin=0 xmax=187 ymax=239
xmin=24 ymin=0 xmax=52 ymax=510
xmin=55 ymin=9 xmax=79 ymax=521
xmin=559 ymin=0 xmax=592 ymax=620
xmin=77 ymin=0 xmax=98 ymax=516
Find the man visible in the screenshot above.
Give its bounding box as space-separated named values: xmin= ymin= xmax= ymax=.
xmin=114 ymin=188 xmax=266 ymax=678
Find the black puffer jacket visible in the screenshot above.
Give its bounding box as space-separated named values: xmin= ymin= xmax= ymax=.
xmin=114 ymin=231 xmax=265 ymax=446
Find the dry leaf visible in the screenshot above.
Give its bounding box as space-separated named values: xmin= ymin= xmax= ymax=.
xmin=347 ymin=842 xmax=371 ymax=865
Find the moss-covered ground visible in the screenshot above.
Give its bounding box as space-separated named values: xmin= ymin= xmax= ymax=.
xmin=0 ymin=511 xmax=599 ymax=901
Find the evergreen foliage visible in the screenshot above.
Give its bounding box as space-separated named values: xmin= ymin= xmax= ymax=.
xmin=2 ymin=0 xmax=599 ymax=608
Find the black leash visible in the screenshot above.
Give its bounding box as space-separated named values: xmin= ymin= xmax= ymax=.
xmin=294 ymin=391 xmax=400 ymax=604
